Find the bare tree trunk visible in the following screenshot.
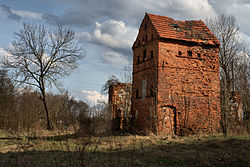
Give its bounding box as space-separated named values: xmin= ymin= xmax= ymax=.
xmin=42 ymin=93 xmax=52 ymax=130
xmin=40 ymin=80 xmax=52 ymax=130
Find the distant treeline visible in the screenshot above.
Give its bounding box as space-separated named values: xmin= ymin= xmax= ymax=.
xmin=0 ymin=69 xmax=92 ymax=131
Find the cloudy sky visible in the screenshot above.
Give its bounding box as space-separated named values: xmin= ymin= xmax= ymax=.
xmin=0 ymin=0 xmax=249 ymax=106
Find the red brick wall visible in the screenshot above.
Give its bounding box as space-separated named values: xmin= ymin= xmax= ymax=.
xmin=131 ymin=14 xmax=159 ymax=133
xmin=157 ymin=40 xmax=221 ymax=135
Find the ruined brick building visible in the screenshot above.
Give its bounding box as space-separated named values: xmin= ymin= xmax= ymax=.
xmin=228 ymin=92 xmax=243 ymax=125
xmin=109 ymin=13 xmax=221 ymax=135
xmin=131 ymin=13 xmax=221 ymax=135
xmin=109 ymin=83 xmax=131 ymax=131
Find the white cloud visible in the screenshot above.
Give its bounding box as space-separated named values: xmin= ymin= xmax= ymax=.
xmin=81 ymin=90 xmax=108 ymax=106
xmin=93 ymin=20 xmax=135 ymax=50
xmin=11 ymin=9 xmax=42 ymax=20
xmin=76 ymin=19 xmax=135 ymax=68
xmin=177 ymin=0 xmax=216 ymax=17
xmin=144 ymin=0 xmax=217 ymax=19
xmin=101 ymin=50 xmax=129 ymax=69
xmin=77 ymin=19 xmax=137 ymax=51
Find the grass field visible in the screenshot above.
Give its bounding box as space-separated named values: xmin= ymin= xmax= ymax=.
xmin=0 ymin=130 xmax=249 ymax=167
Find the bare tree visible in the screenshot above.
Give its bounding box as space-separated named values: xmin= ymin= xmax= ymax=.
xmin=2 ymin=23 xmax=85 ymax=130
xmin=206 ymin=15 xmax=249 ymax=134
xmin=101 ymin=75 xmax=120 ymax=95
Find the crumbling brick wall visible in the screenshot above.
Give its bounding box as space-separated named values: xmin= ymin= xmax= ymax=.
xmin=157 ymin=40 xmax=221 ymax=135
xmin=131 ymin=13 xmax=221 ymax=135
xmin=109 ymin=83 xmax=132 ymax=131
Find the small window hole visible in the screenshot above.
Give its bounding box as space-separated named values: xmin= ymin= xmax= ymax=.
xmin=197 ymin=53 xmax=201 ymax=58
xmin=150 ymin=86 xmax=154 ymax=97
xmin=143 ymin=50 xmax=147 ymax=61
xmin=136 ymin=89 xmax=139 ymax=98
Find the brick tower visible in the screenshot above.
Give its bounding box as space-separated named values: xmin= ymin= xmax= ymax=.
xmin=131 ymin=13 xmax=221 ymax=135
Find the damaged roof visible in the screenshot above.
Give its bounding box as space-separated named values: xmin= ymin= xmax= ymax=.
xmin=147 ymin=13 xmax=220 ymax=45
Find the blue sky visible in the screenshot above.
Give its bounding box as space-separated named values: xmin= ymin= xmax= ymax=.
xmin=0 ymin=0 xmax=249 ymax=106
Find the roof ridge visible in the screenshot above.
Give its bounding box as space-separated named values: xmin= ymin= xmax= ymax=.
xmin=147 ymin=13 xmax=203 ymax=23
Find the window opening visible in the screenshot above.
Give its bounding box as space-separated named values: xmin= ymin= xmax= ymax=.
xmin=136 ymin=89 xmax=139 ymax=99
xmin=143 ymin=50 xmax=147 ymax=61
xmin=178 ymin=51 xmax=182 ymax=56
xmin=197 ymin=53 xmax=201 ymax=58
xmin=187 ymin=51 xmax=192 ymax=57
xmin=172 ymin=23 xmax=179 ymax=28
xmin=144 ymin=23 xmax=147 ymax=30
xmin=142 ymin=79 xmax=147 ymax=99
xmin=150 ymin=86 xmax=154 ymax=97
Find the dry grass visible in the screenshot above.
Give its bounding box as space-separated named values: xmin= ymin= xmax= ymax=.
xmin=0 ymin=130 xmax=249 ymax=167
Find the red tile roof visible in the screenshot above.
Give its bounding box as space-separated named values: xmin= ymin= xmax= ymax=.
xmin=147 ymin=14 xmax=220 ymax=45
